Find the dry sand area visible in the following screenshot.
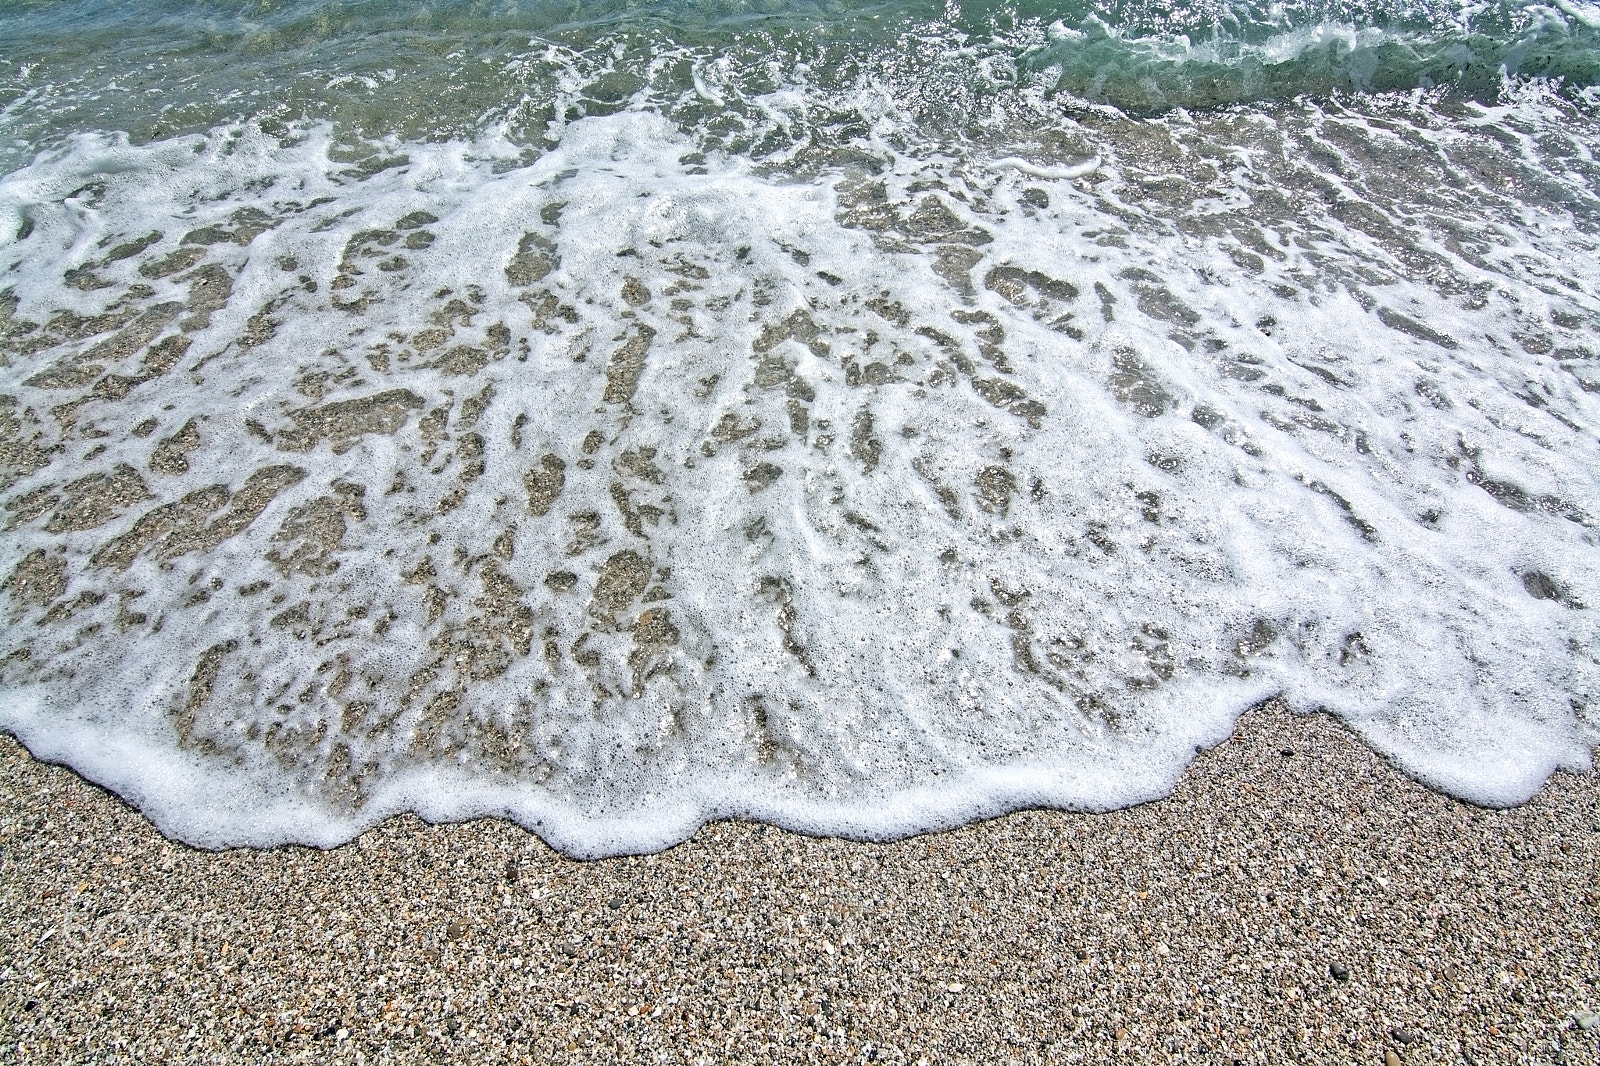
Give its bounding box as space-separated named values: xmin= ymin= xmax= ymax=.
xmin=2 ymin=700 xmax=1597 ymax=1065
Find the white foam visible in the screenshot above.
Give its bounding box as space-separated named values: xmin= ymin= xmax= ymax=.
xmin=0 ymin=86 xmax=1596 ymax=855
xmin=991 ymin=156 xmax=1102 ymax=179
xmin=1549 ymin=0 xmax=1600 ymax=29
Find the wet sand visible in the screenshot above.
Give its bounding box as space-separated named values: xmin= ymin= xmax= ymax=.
xmin=2 ymin=700 xmax=1597 ymax=1065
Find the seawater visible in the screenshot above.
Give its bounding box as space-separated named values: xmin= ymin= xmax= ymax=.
xmin=1 ymin=0 xmax=1597 ymax=857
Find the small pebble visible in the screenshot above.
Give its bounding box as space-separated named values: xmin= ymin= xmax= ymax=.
xmin=4 ymin=707 xmax=1596 ymax=1064
xmin=1392 ymin=1028 xmax=1419 ymax=1044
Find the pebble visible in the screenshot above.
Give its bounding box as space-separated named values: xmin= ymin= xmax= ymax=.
xmin=4 ymin=705 xmax=1597 ymax=1066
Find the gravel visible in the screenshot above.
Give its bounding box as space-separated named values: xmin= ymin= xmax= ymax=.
xmin=2 ymin=699 xmax=1597 ymax=1064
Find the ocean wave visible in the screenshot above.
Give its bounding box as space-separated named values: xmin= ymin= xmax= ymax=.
xmin=1 ymin=79 xmax=1596 ymax=853
xmin=1 ymin=0 xmax=1596 ymax=172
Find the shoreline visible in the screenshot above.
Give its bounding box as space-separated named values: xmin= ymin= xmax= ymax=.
xmin=2 ymin=701 xmax=1597 ymax=1064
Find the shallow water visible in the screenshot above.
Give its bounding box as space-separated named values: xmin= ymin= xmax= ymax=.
xmin=1 ymin=0 xmax=1597 ymax=855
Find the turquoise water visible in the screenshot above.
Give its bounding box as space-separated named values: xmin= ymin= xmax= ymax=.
xmin=3 ymin=0 xmax=1597 ymax=165
xmin=1 ymin=1 xmax=1597 ymax=854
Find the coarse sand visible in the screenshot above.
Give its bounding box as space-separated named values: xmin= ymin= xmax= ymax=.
xmin=2 ymin=700 xmax=1597 ymax=1065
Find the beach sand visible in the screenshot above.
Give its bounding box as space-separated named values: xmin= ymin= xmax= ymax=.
xmin=2 ymin=700 xmax=1596 ymax=1065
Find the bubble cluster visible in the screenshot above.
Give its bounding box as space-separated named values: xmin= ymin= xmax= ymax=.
xmin=1 ymin=83 xmax=1597 ymax=854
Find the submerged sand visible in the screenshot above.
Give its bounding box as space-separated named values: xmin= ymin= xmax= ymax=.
xmin=2 ymin=701 xmax=1597 ymax=1065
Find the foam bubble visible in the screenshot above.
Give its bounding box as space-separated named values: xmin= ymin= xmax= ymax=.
xmin=0 ymin=78 xmax=1597 ymax=855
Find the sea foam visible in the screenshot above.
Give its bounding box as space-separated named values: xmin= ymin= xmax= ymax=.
xmin=1 ymin=83 xmax=1596 ymax=855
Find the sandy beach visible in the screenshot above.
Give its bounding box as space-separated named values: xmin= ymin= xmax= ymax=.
xmin=4 ymin=1 xmax=1599 ymax=1062
xmin=1 ymin=700 xmax=1596 ymax=1065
